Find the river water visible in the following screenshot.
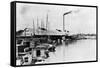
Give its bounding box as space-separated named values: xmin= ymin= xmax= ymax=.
xmin=37 ymin=39 xmax=96 ymax=64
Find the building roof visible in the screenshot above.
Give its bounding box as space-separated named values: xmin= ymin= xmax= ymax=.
xmin=16 ymin=28 xmax=66 ymax=37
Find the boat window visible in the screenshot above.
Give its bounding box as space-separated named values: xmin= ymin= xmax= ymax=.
xmin=17 ymin=40 xmax=22 ymax=44
xmin=36 ymin=50 xmax=41 ymax=57
xmin=18 ymin=46 xmax=25 ymax=52
xmin=24 ymin=57 xmax=28 ymax=62
xmin=23 ymin=42 xmax=30 ymax=47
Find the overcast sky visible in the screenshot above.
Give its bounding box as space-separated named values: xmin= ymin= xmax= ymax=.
xmin=16 ymin=3 xmax=96 ymax=34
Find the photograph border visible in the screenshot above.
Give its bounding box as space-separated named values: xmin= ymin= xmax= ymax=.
xmin=10 ymin=1 xmax=98 ymax=67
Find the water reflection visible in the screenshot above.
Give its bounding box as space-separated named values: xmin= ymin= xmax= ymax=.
xmin=16 ymin=39 xmax=96 ymax=65
xmin=36 ymin=39 xmax=96 ymax=64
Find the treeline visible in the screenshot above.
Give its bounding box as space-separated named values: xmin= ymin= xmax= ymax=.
xmin=70 ymin=33 xmax=96 ymax=40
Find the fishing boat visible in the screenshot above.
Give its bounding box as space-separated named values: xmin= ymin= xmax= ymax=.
xmin=18 ymin=45 xmax=50 ymax=65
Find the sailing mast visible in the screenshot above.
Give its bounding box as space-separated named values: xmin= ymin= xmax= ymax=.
xmin=46 ymin=13 xmax=48 ymax=31
xmin=46 ymin=13 xmax=50 ymax=41
xmin=37 ymin=18 xmax=39 ymax=35
xmin=33 ymin=19 xmax=35 ymax=36
xmin=41 ymin=19 xmax=42 ymax=35
xmin=41 ymin=19 xmax=44 ymax=29
xmin=41 ymin=19 xmax=44 ymax=35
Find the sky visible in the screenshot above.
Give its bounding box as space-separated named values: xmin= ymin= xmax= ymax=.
xmin=16 ymin=3 xmax=96 ymax=34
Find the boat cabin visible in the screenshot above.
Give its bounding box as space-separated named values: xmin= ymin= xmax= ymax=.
xmin=17 ymin=45 xmax=49 ymax=65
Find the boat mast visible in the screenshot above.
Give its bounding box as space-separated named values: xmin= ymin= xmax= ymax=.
xmin=41 ymin=19 xmax=42 ymax=35
xmin=46 ymin=13 xmax=48 ymax=31
xmin=41 ymin=19 xmax=44 ymax=29
xmin=37 ymin=18 xmax=39 ymax=35
xmin=33 ymin=19 xmax=35 ymax=36
xmin=46 ymin=13 xmax=50 ymax=40
xmin=41 ymin=19 xmax=44 ymax=35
